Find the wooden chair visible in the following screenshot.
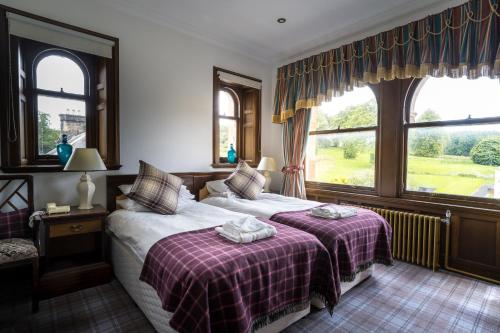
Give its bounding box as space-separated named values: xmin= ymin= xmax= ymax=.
xmin=0 ymin=175 xmax=39 ymax=312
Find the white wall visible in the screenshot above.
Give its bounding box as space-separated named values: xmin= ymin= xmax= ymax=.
xmin=0 ymin=0 xmax=283 ymax=209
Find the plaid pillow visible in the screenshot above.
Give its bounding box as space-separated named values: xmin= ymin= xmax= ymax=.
xmin=224 ymin=160 xmax=265 ymax=200
xmin=0 ymin=208 xmax=30 ymax=240
xmin=127 ymin=161 xmax=183 ymax=214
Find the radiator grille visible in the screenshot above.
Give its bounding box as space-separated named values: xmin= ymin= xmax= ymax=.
xmin=369 ymin=208 xmax=441 ymax=271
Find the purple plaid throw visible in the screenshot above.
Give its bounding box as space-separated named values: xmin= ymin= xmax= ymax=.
xmin=140 ymin=219 xmax=336 ymax=333
xmin=271 ymin=205 xmax=393 ymax=284
xmin=0 ymin=208 xmax=30 ymax=240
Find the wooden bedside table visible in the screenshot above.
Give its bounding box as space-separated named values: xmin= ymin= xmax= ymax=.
xmin=39 ymin=205 xmax=112 ymax=299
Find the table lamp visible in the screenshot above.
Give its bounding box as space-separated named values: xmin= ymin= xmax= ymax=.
xmin=257 ymin=157 xmax=276 ymax=192
xmin=64 ymin=148 xmax=107 ymax=210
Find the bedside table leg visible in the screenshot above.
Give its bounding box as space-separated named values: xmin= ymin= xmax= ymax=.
xmin=32 ymin=258 xmax=39 ymax=313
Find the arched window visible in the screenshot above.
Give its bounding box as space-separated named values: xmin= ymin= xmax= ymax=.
xmin=212 ymin=67 xmax=262 ymax=167
xmin=1 ymin=17 xmax=120 ymax=172
xmin=306 ymin=86 xmax=378 ymax=188
xmin=405 ymin=76 xmax=500 ymax=199
xmin=34 ymin=51 xmax=89 ymax=156
xmin=218 ymin=88 xmax=239 ymax=160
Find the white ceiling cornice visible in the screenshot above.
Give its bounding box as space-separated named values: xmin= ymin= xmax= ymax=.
xmin=97 ymin=0 xmax=470 ymax=66
xmin=98 ymin=0 xmax=272 ymax=64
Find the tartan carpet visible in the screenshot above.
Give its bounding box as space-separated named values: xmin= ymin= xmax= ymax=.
xmin=1 ymin=261 xmax=499 ymax=333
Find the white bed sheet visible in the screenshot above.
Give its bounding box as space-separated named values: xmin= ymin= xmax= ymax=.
xmin=107 ymin=201 xmax=250 ymax=261
xmin=201 ymin=192 xmax=322 ymax=218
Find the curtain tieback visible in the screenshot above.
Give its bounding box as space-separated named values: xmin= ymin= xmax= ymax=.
xmin=281 ymin=165 xmax=304 ymax=174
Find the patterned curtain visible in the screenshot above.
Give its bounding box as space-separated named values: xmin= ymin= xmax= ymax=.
xmin=281 ymin=109 xmax=311 ymax=199
xmin=273 ymin=0 xmax=500 ymax=124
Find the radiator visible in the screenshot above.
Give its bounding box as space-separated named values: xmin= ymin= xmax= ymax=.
xmin=368 ymin=208 xmax=441 ymax=271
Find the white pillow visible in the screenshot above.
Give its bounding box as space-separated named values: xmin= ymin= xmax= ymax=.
xmin=118 ymin=184 xmax=133 ymax=195
xmin=116 ymin=197 xmax=151 ymax=212
xmin=117 ymin=184 xmax=194 ymax=212
xmin=206 ymin=179 xmax=229 ymax=194
xmin=179 ymin=185 xmax=195 ymax=201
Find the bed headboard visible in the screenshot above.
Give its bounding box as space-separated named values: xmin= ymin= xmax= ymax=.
xmin=106 ymin=172 xmax=231 ymax=212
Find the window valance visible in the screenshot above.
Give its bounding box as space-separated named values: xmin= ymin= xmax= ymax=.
xmin=7 ymin=12 xmax=115 ymax=58
xmin=273 ymin=0 xmax=500 ymax=124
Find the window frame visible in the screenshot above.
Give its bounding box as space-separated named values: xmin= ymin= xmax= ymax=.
xmin=27 ymin=46 xmax=95 ymax=164
xmin=0 ymin=5 xmax=121 ymax=172
xmin=212 ymin=67 xmax=261 ymax=168
xmin=401 ymin=77 xmax=500 ymax=204
xmin=305 ymin=84 xmax=380 ymax=194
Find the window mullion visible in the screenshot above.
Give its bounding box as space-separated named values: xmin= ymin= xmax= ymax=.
xmin=309 ymin=126 xmax=377 ymax=136
xmin=35 ymin=89 xmax=87 ymax=101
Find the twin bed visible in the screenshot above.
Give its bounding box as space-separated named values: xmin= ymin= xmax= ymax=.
xmin=106 ymin=172 xmax=392 ymax=333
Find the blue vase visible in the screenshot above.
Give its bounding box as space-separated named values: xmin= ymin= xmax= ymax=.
xmin=56 ymin=134 xmax=73 ymax=165
xmin=227 ymin=144 xmax=237 ymax=164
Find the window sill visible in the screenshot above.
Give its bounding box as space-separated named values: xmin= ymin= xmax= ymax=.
xmin=1 ymin=164 xmax=122 ymax=173
xmin=305 ymin=181 xmax=376 ymax=195
xmin=211 ymin=163 xmax=258 ymax=169
xmin=211 ymin=163 xmax=238 ymax=169
xmin=306 ymin=186 xmax=500 ymax=214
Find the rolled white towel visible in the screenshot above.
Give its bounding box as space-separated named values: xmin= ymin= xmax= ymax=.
xmin=222 ymin=216 xmax=270 ymax=235
xmin=215 ymin=216 xmax=277 ymax=243
xmin=310 ymin=205 xmax=357 ymax=219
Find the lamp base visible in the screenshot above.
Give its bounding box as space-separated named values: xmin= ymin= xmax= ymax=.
xmin=262 ymin=170 xmax=272 ymax=193
xmin=77 ymin=173 xmax=95 ymax=210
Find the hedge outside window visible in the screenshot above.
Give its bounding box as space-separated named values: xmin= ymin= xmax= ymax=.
xmin=405 ymin=76 xmax=500 ymax=200
xmin=306 ymin=86 xmax=378 ymax=188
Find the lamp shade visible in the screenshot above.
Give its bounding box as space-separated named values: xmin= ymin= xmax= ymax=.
xmin=257 ymin=157 xmax=276 ymax=172
xmin=64 ymin=148 xmax=107 ymax=171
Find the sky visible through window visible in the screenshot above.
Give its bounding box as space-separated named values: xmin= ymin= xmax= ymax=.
xmin=320 ymin=87 xmax=375 ymax=117
xmin=413 ymin=76 xmax=500 ymax=122
xmin=36 ymin=55 xmax=87 ymax=154
xmin=37 ymin=55 xmax=85 ymax=130
xmin=219 ymin=90 xmax=235 ymax=117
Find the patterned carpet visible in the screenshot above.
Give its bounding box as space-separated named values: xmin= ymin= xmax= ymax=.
xmin=1 ymin=262 xmax=499 ymax=333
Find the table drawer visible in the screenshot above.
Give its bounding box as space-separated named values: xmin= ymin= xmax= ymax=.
xmin=49 ymin=219 xmax=102 ymax=238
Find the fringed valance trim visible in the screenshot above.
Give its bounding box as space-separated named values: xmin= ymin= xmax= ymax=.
xmin=273 ymin=0 xmax=500 ymax=124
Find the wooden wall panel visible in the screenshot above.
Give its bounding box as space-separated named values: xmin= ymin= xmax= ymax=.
xmin=449 ymin=214 xmax=500 ymax=281
xmin=242 ymin=89 xmax=259 ymax=164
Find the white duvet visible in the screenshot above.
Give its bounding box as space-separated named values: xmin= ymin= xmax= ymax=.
xmin=107 ymin=201 xmax=251 ymax=261
xmin=201 ymin=193 xmax=322 ymax=218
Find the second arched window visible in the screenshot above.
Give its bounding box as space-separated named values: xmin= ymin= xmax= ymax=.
xmin=306 ymin=86 xmax=378 ymax=189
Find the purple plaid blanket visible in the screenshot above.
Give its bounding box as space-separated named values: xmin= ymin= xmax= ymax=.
xmin=271 ymin=205 xmax=393 ymax=284
xmin=140 ymin=219 xmax=336 ymax=333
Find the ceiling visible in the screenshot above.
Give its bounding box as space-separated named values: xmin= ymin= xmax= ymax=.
xmin=100 ymin=0 xmax=466 ymax=64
